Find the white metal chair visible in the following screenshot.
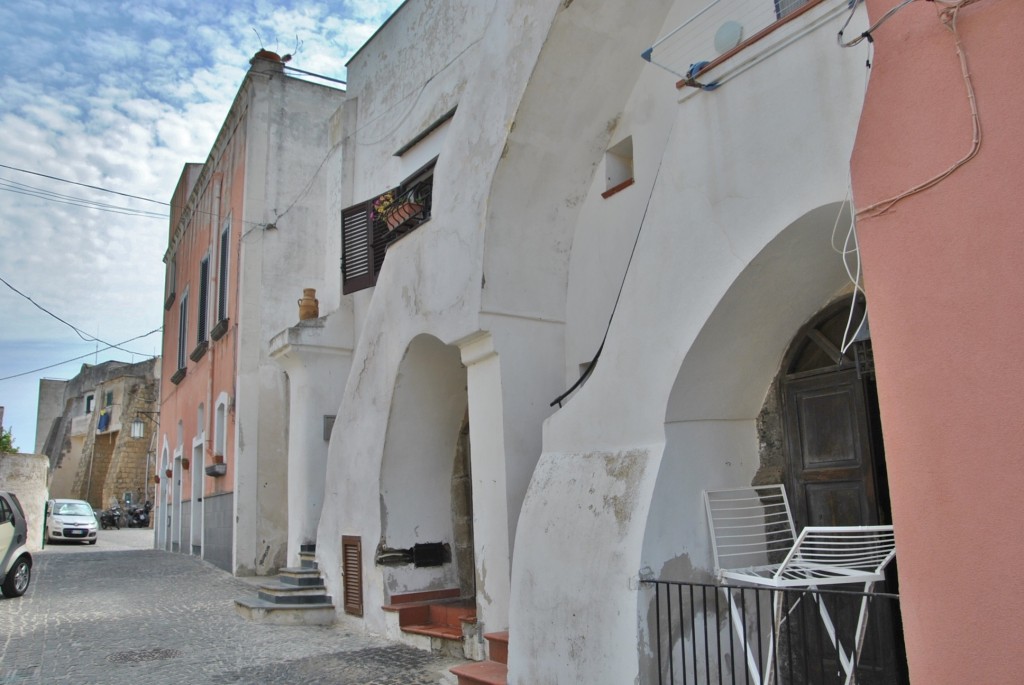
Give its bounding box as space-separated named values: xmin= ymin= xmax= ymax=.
xmin=703 ymin=485 xmax=896 ymax=685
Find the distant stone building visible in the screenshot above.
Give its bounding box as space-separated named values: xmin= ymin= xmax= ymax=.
xmin=36 ymin=358 xmax=160 ymax=510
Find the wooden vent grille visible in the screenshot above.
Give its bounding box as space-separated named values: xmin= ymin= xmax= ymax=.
xmin=342 ymin=535 xmax=363 ymax=617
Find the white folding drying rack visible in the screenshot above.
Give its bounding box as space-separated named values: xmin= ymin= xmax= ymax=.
xmin=703 ymin=485 xmax=896 ymax=685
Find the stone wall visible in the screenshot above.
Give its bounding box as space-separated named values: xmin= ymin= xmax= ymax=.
xmin=0 ymin=452 xmax=49 ymax=551
xmin=101 ymin=379 xmax=159 ymax=510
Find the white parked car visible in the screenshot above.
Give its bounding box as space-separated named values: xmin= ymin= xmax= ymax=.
xmin=46 ymin=499 xmax=98 ymax=544
xmin=0 ymin=491 xmax=32 ymax=597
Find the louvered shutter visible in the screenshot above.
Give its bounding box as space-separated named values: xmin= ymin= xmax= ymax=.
xmin=342 ymin=535 xmax=363 ymax=617
xmin=342 ymin=196 xmax=392 ymax=294
xmin=197 ymin=256 xmax=209 ymax=342
xmin=218 ymin=223 xmax=230 ymax=321
xmin=342 ymin=201 xmax=374 ymax=294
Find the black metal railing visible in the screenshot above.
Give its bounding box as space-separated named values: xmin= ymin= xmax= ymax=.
xmin=640 ymin=580 xmax=907 ymax=685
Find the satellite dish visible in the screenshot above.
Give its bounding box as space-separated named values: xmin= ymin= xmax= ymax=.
xmin=714 ymin=21 xmax=744 ymax=54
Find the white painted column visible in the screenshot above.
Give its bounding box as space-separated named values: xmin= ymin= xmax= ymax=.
xmin=270 ymin=319 xmax=352 ymax=566
xmin=460 ymin=333 xmax=512 ymax=636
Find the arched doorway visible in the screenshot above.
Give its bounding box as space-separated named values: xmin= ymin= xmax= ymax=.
xmin=378 ymin=334 xmax=474 ymax=603
xmin=779 ymin=296 xmax=889 ymax=530
xmin=773 ymin=296 xmax=907 ymax=685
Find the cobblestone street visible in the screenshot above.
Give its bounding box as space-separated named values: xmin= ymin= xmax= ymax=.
xmin=0 ymin=532 xmax=464 ymax=684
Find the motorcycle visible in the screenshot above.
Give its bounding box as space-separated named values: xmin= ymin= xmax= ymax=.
xmin=99 ymin=503 xmax=122 ymax=530
xmin=126 ymin=501 xmax=152 ymax=528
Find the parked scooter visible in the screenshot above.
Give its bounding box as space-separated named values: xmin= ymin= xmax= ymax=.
xmin=99 ymin=503 xmax=122 ymax=530
xmin=126 ymin=501 xmax=152 ymax=528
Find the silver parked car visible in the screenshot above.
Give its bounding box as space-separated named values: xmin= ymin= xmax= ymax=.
xmin=46 ymin=499 xmax=98 ymax=544
xmin=0 ymin=490 xmax=32 ymax=597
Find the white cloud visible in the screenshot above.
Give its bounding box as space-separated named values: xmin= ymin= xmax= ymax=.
xmin=0 ymin=0 xmax=403 ymax=442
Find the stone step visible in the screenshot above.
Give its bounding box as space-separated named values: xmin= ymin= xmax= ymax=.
xmin=278 ymin=566 xmax=325 ymax=586
xmin=233 ymin=597 xmax=335 ymax=626
xmin=484 ymin=631 xmax=509 ymax=665
xmin=257 ymin=581 xmax=331 ymax=605
xmin=298 ymin=550 xmax=318 ymax=569
xmin=449 ymin=660 xmax=508 ymax=685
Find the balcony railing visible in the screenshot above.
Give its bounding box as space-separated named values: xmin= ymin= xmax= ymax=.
xmin=342 ymin=164 xmax=435 ymax=294
xmin=640 ymin=579 xmax=907 ymax=685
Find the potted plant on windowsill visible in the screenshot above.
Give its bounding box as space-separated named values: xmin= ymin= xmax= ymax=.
xmin=374 ymin=189 xmax=424 ymax=232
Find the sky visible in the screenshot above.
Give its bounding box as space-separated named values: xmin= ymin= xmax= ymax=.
xmin=0 ymin=0 xmax=403 ymax=450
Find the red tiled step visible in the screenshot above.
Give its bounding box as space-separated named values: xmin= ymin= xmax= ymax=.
xmin=450 ymin=660 xmax=508 ymax=685
xmin=400 ymin=623 xmax=463 ymax=640
xmin=484 ymin=631 xmax=509 ymax=665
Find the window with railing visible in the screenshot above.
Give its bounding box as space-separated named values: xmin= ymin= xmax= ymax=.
xmin=341 ymin=159 xmax=435 ymax=294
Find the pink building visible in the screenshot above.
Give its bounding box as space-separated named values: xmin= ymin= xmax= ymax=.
xmin=852 ymin=1 xmax=1024 ymax=682
xmin=158 ymin=52 xmax=345 ymax=574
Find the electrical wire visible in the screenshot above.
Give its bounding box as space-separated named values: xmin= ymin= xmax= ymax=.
xmin=838 ymin=0 xmax=917 ymax=48
xmin=0 ymin=162 xmax=266 ymax=232
xmin=831 ymin=194 xmax=868 ymax=356
xmin=0 ymin=273 xmax=151 ymax=356
xmin=0 ymin=177 xmax=167 ymax=217
xmin=0 ymin=327 xmax=162 ymax=382
xmin=550 ymin=151 xmax=668 ymax=408
xmin=856 ymin=0 xmax=984 ymax=217
xmin=0 ymin=163 xmax=169 ymax=206
xmin=0 ymin=181 xmax=168 ymax=220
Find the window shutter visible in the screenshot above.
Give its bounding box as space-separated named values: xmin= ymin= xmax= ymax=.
xmin=342 ymin=535 xmax=363 ymax=617
xmin=177 ymin=294 xmax=188 ymax=370
xmin=342 ymin=198 xmax=390 ymax=294
xmin=218 ymin=224 xmax=230 ymax=321
xmin=197 ymin=257 xmax=209 ymax=343
xmin=342 ymin=201 xmax=373 ymax=294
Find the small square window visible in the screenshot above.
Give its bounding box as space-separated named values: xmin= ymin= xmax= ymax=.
xmin=85 ymin=395 xmax=95 ymax=414
xmin=602 ymin=136 xmax=634 ymax=198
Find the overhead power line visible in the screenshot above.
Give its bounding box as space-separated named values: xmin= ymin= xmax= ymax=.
xmin=0 ymin=327 xmax=163 ymax=382
xmin=0 ymin=273 xmax=154 ymax=356
xmin=0 ymin=163 xmax=169 ymax=205
xmin=0 ymin=180 xmax=168 ymax=220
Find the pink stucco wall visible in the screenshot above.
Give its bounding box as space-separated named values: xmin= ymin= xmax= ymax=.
xmin=160 ymin=119 xmax=245 ymax=502
xmin=851 ymin=1 xmax=1024 ymax=683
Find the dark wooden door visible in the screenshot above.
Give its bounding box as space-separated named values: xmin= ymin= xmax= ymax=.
xmin=781 ymin=367 xmax=905 ymax=684
xmin=782 ymin=368 xmax=879 ymax=529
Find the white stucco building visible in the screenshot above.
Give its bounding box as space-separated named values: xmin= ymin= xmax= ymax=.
xmin=265 ymin=0 xmax=1024 ymax=682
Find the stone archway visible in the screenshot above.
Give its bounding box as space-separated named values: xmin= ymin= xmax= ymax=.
xmin=378 ymin=334 xmax=472 ymax=601
xmin=755 ymin=295 xmax=909 ymax=684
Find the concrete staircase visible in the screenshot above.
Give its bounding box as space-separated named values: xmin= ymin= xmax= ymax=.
xmin=234 ymin=544 xmax=335 ymax=625
xmin=449 ymin=631 xmax=509 ymax=685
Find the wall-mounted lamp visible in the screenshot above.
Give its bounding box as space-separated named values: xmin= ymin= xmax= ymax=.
xmin=130 ymin=411 xmax=160 ymax=439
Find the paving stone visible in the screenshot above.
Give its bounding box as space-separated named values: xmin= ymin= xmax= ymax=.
xmin=0 ymin=548 xmax=465 ymax=684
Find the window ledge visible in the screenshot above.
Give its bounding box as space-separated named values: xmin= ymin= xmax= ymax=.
xmin=170 ymin=367 xmax=186 ymax=385
xmin=602 ymin=178 xmax=635 ymax=199
xmin=210 ymin=319 xmax=229 ymax=341
xmin=189 ymin=340 xmax=209 ymax=362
